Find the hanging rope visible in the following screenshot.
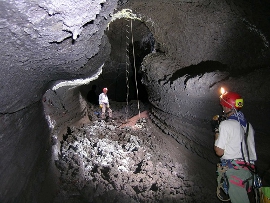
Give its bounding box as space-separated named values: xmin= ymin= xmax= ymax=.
xmin=130 ymin=19 xmax=141 ymax=120
xmin=124 ymin=18 xmax=141 ymax=122
xmin=125 ymin=20 xmax=130 ymax=122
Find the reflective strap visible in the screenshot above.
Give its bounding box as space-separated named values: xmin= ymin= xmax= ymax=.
xmin=234 ymin=159 xmax=255 ymax=165
xmin=234 ymin=160 xmax=255 ymax=170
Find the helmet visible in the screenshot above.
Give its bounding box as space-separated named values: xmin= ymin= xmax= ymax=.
xmin=103 ymin=87 xmax=108 ymax=93
xmin=220 ymin=92 xmax=243 ymax=109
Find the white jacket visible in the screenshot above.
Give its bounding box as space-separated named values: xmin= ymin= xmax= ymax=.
xmin=99 ymin=93 xmax=109 ymax=105
xmin=215 ymin=119 xmax=257 ymax=161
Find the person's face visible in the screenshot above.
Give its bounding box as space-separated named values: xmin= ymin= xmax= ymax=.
xmin=222 ymin=106 xmax=232 ymax=116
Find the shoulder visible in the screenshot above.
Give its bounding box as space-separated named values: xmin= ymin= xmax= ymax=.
xmin=220 ymin=119 xmax=237 ymax=126
xmin=220 ymin=120 xmax=240 ymax=131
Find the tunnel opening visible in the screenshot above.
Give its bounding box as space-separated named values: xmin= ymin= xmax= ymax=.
xmin=92 ymin=17 xmax=155 ymax=103
xmin=127 ymin=32 xmax=155 ymax=102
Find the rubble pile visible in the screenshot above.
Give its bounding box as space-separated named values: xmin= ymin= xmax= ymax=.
xmin=52 ymin=117 xmax=213 ymax=203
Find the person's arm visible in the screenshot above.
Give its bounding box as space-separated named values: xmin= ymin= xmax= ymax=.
xmin=214 ymin=145 xmax=224 ymax=157
xmin=214 ymin=126 xmax=225 ymax=157
xmin=99 ymin=93 xmax=102 ymax=105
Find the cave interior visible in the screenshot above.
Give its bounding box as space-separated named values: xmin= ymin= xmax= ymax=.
xmin=0 ymin=0 xmax=270 ymax=202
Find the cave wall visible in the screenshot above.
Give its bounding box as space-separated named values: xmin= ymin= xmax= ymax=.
xmin=43 ymin=86 xmax=89 ymax=136
xmin=0 ymin=0 xmax=118 ymax=202
xmin=122 ymin=0 xmax=270 ymax=174
xmin=0 ymin=102 xmax=51 ymax=202
xmin=123 ymin=0 xmax=270 ymax=69
xmin=0 ymin=0 xmax=117 ymax=113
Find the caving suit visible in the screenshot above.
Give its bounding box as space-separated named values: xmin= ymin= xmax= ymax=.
xmin=215 ymin=111 xmax=257 ymax=203
xmin=99 ymin=92 xmax=112 ymax=119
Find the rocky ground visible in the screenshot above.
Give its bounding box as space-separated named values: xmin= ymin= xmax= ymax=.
xmin=51 ymin=101 xmax=218 ymax=203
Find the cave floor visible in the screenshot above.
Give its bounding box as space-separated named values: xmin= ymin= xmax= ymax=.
xmin=41 ymin=100 xmax=270 ymax=203
xmin=50 ymin=101 xmax=223 ymax=203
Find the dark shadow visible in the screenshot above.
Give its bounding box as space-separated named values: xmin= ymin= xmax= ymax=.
xmin=87 ymin=84 xmax=99 ymax=105
xmin=169 ymin=61 xmax=228 ymax=86
xmin=128 ymin=33 xmax=155 ymax=102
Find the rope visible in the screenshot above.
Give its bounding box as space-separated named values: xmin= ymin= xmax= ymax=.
xmin=124 ymin=18 xmax=141 ymax=122
xmin=216 ymin=163 xmax=230 ymax=201
xmin=130 ymin=19 xmax=141 ymax=120
xmin=125 ymin=20 xmax=130 ymax=122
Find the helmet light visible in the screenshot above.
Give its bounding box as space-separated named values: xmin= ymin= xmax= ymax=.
xmin=220 ymin=87 xmax=226 ymax=95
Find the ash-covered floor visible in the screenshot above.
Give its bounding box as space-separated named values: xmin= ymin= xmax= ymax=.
xmin=50 ymin=101 xmax=218 ymax=203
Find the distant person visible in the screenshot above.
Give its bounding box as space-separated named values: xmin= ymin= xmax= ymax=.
xmin=99 ymin=87 xmax=112 ymax=120
xmin=87 ymin=85 xmax=98 ymax=105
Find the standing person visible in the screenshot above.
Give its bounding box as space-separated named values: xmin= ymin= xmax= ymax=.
xmin=99 ymin=87 xmax=112 ymax=120
xmin=214 ymin=91 xmax=257 ymax=203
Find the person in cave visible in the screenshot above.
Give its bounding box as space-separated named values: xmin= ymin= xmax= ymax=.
xmin=99 ymin=87 xmax=112 ymax=120
xmin=87 ymin=84 xmax=99 ymax=105
xmin=213 ymin=91 xmax=257 ymax=203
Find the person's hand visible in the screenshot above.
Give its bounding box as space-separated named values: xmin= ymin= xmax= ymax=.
xmin=211 ymin=115 xmax=220 ymax=133
xmin=215 ymin=132 xmax=219 ymax=140
xmin=211 ymin=115 xmax=225 ymax=133
xmin=100 ymin=104 xmax=103 ymax=108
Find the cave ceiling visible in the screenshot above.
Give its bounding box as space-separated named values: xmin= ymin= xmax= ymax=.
xmin=1 ymin=0 xmax=270 ymax=113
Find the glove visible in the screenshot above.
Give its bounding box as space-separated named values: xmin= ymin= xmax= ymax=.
xmin=211 ymin=119 xmax=219 ymax=133
xmin=100 ymin=104 xmax=103 ymax=108
xmin=211 ymin=115 xmax=226 ymax=133
xmin=211 ymin=115 xmax=220 ymax=133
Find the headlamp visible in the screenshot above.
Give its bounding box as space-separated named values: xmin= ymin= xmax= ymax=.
xmin=220 ymin=87 xmax=226 ymax=96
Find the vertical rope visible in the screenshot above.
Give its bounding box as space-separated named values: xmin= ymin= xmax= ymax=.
xmin=130 ymin=19 xmax=141 ymax=119
xmin=124 ymin=18 xmax=141 ymax=122
xmin=125 ymin=20 xmax=130 ymax=122
xmin=115 ymin=20 xmax=124 ymax=101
